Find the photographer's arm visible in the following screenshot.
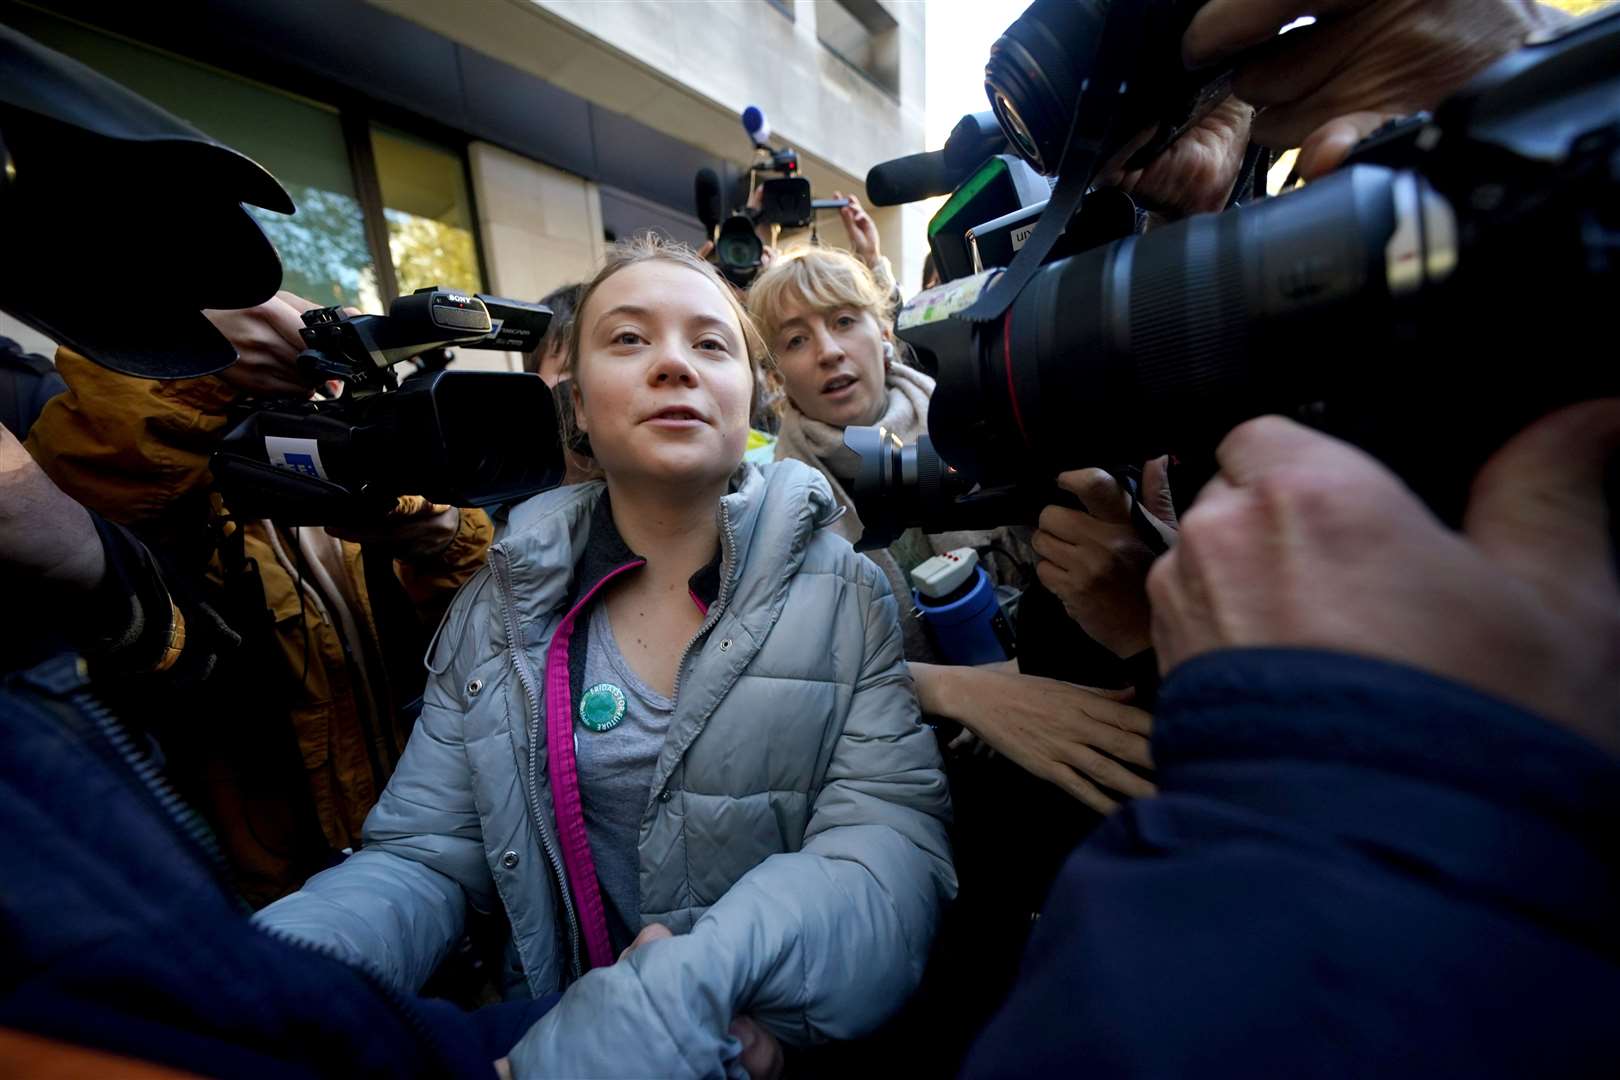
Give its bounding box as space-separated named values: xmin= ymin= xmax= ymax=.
xmin=24 ymin=349 xmax=238 ymax=533
xmin=2 ymin=419 xmax=102 ymax=591
xmin=3 ymin=422 xmax=235 ymax=679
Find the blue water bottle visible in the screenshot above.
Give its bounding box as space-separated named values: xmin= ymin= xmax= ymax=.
xmin=911 ymin=548 xmax=1014 ymax=666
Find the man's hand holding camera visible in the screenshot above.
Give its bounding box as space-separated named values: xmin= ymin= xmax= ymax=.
xmin=204 ymin=290 xmax=326 ymax=399
xmin=203 ymin=291 xmax=464 ymax=556
xmin=1185 ymin=0 xmax=1567 ymax=180
xmin=325 ymin=495 xmax=462 ymax=561
xmin=1148 ymin=403 xmax=1620 ymax=753
xmin=1033 ymin=459 xmax=1177 ymax=660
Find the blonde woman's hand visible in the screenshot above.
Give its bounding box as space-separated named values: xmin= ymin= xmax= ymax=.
xmin=835 ymin=191 xmax=882 ymax=268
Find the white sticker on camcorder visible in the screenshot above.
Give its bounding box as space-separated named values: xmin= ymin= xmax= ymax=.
xmin=264 ymin=436 xmax=329 ymax=481
xmin=897 ymin=269 xmax=998 ymax=332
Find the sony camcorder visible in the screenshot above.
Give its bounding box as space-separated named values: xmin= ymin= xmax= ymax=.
xmin=210 ymin=287 xmax=565 ymax=525
xmin=849 ymin=0 xmax=1620 ymax=548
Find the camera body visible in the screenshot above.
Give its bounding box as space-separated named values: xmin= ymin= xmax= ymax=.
xmin=696 ymin=107 xmax=852 ymax=288
xmin=210 ymin=287 xmax=565 ymax=525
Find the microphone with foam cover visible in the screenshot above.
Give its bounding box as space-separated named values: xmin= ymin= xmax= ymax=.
xmin=742 ymin=105 xmax=771 ymax=147
xmin=694 ymin=168 xmax=723 ymax=231
xmin=865 ymin=150 xmax=953 ymax=206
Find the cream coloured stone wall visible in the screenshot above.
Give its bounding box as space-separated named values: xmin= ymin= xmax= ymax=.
xmin=455 ymin=142 xmax=606 ymax=372
xmin=368 ymin=0 xmax=928 ymax=293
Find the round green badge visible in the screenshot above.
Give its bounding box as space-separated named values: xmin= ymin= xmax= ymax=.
xmin=579 ymin=682 xmax=627 ymax=733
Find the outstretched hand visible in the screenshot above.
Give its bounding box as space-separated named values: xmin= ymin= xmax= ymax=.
xmin=834 ymin=191 xmax=883 ymax=268
xmin=915 ymin=663 xmax=1155 ymax=813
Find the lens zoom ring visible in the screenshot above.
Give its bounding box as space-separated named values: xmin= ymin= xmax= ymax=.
xmin=915 ymin=437 xmax=945 ymax=501
xmin=1129 ymin=215 xmax=1248 ymax=406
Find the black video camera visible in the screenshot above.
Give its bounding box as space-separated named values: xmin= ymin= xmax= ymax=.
xmin=848 ymin=0 xmax=1620 ymax=549
xmin=695 ymin=106 xmax=852 ymax=288
xmin=210 ymin=287 xmax=566 ymax=525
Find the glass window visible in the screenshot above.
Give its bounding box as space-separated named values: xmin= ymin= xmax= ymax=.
xmin=6 ymin=10 xmax=380 ymax=311
xmin=371 ymin=125 xmax=483 ymax=297
xmin=815 ymin=0 xmax=900 ymax=98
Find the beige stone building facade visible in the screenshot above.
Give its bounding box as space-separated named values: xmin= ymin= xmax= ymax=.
xmin=1 ymin=0 xmax=928 ymax=369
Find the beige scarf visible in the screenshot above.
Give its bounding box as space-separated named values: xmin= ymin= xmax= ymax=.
xmin=774 ymin=361 xmax=935 ymax=546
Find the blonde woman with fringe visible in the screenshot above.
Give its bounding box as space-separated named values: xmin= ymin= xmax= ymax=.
xmin=748 ymin=247 xmax=1155 ymax=815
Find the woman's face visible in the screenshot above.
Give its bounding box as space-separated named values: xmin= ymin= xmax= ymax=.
xmin=572 ymin=260 xmax=754 ymax=491
xmin=771 ymin=295 xmax=888 ymax=428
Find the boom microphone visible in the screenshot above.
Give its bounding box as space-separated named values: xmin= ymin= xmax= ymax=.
xmin=694 ymin=167 xmax=723 ymax=231
xmin=865 ymin=150 xmax=953 ymax=206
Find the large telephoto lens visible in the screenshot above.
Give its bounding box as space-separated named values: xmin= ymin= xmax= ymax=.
xmin=906 ymin=165 xmax=1460 ymax=483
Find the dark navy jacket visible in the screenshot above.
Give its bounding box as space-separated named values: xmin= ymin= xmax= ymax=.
xmin=0 ymin=655 xmax=552 ymax=1078
xmin=964 ymin=649 xmax=1620 ymax=1078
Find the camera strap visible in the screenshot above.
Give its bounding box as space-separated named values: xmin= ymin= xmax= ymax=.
xmin=961 ymin=1 xmax=1153 ymax=324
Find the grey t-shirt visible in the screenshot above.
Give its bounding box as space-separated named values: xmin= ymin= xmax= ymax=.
xmin=576 ymin=602 xmax=675 ymax=951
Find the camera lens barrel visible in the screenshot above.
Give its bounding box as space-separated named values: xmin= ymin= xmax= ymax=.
xmin=922 ymin=165 xmax=1454 ymax=477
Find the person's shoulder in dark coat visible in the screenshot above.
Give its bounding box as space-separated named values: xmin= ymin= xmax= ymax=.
xmin=963 ymin=648 xmax=1620 ymax=1079
xmin=0 ymin=336 xmax=66 ymax=439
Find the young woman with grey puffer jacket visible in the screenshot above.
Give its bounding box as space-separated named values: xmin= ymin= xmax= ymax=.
xmin=255 ymin=238 xmax=955 ymax=1079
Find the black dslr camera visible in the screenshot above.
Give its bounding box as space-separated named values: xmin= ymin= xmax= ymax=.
xmin=210 ymin=287 xmax=565 ymax=525
xmin=695 ymin=106 xmax=851 ymax=288
xmin=848 ymin=0 xmax=1620 ymax=548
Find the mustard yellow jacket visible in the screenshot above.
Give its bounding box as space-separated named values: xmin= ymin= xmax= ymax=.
xmin=28 ymin=350 xmax=492 ymax=904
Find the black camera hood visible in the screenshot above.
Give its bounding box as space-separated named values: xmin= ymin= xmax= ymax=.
xmin=0 ymin=23 xmax=292 ymax=379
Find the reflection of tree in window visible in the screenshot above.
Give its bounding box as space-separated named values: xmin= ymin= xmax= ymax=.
xmin=372 ymin=126 xmax=483 ymax=296
xmin=1 ymin=9 xmax=382 ymax=312
xmin=250 ymin=187 xmax=378 ymax=310
xmin=385 ymin=209 xmax=480 ymax=296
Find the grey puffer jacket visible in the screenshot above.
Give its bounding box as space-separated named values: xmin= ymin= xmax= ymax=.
xmin=255 ymin=459 xmax=955 ymax=1078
